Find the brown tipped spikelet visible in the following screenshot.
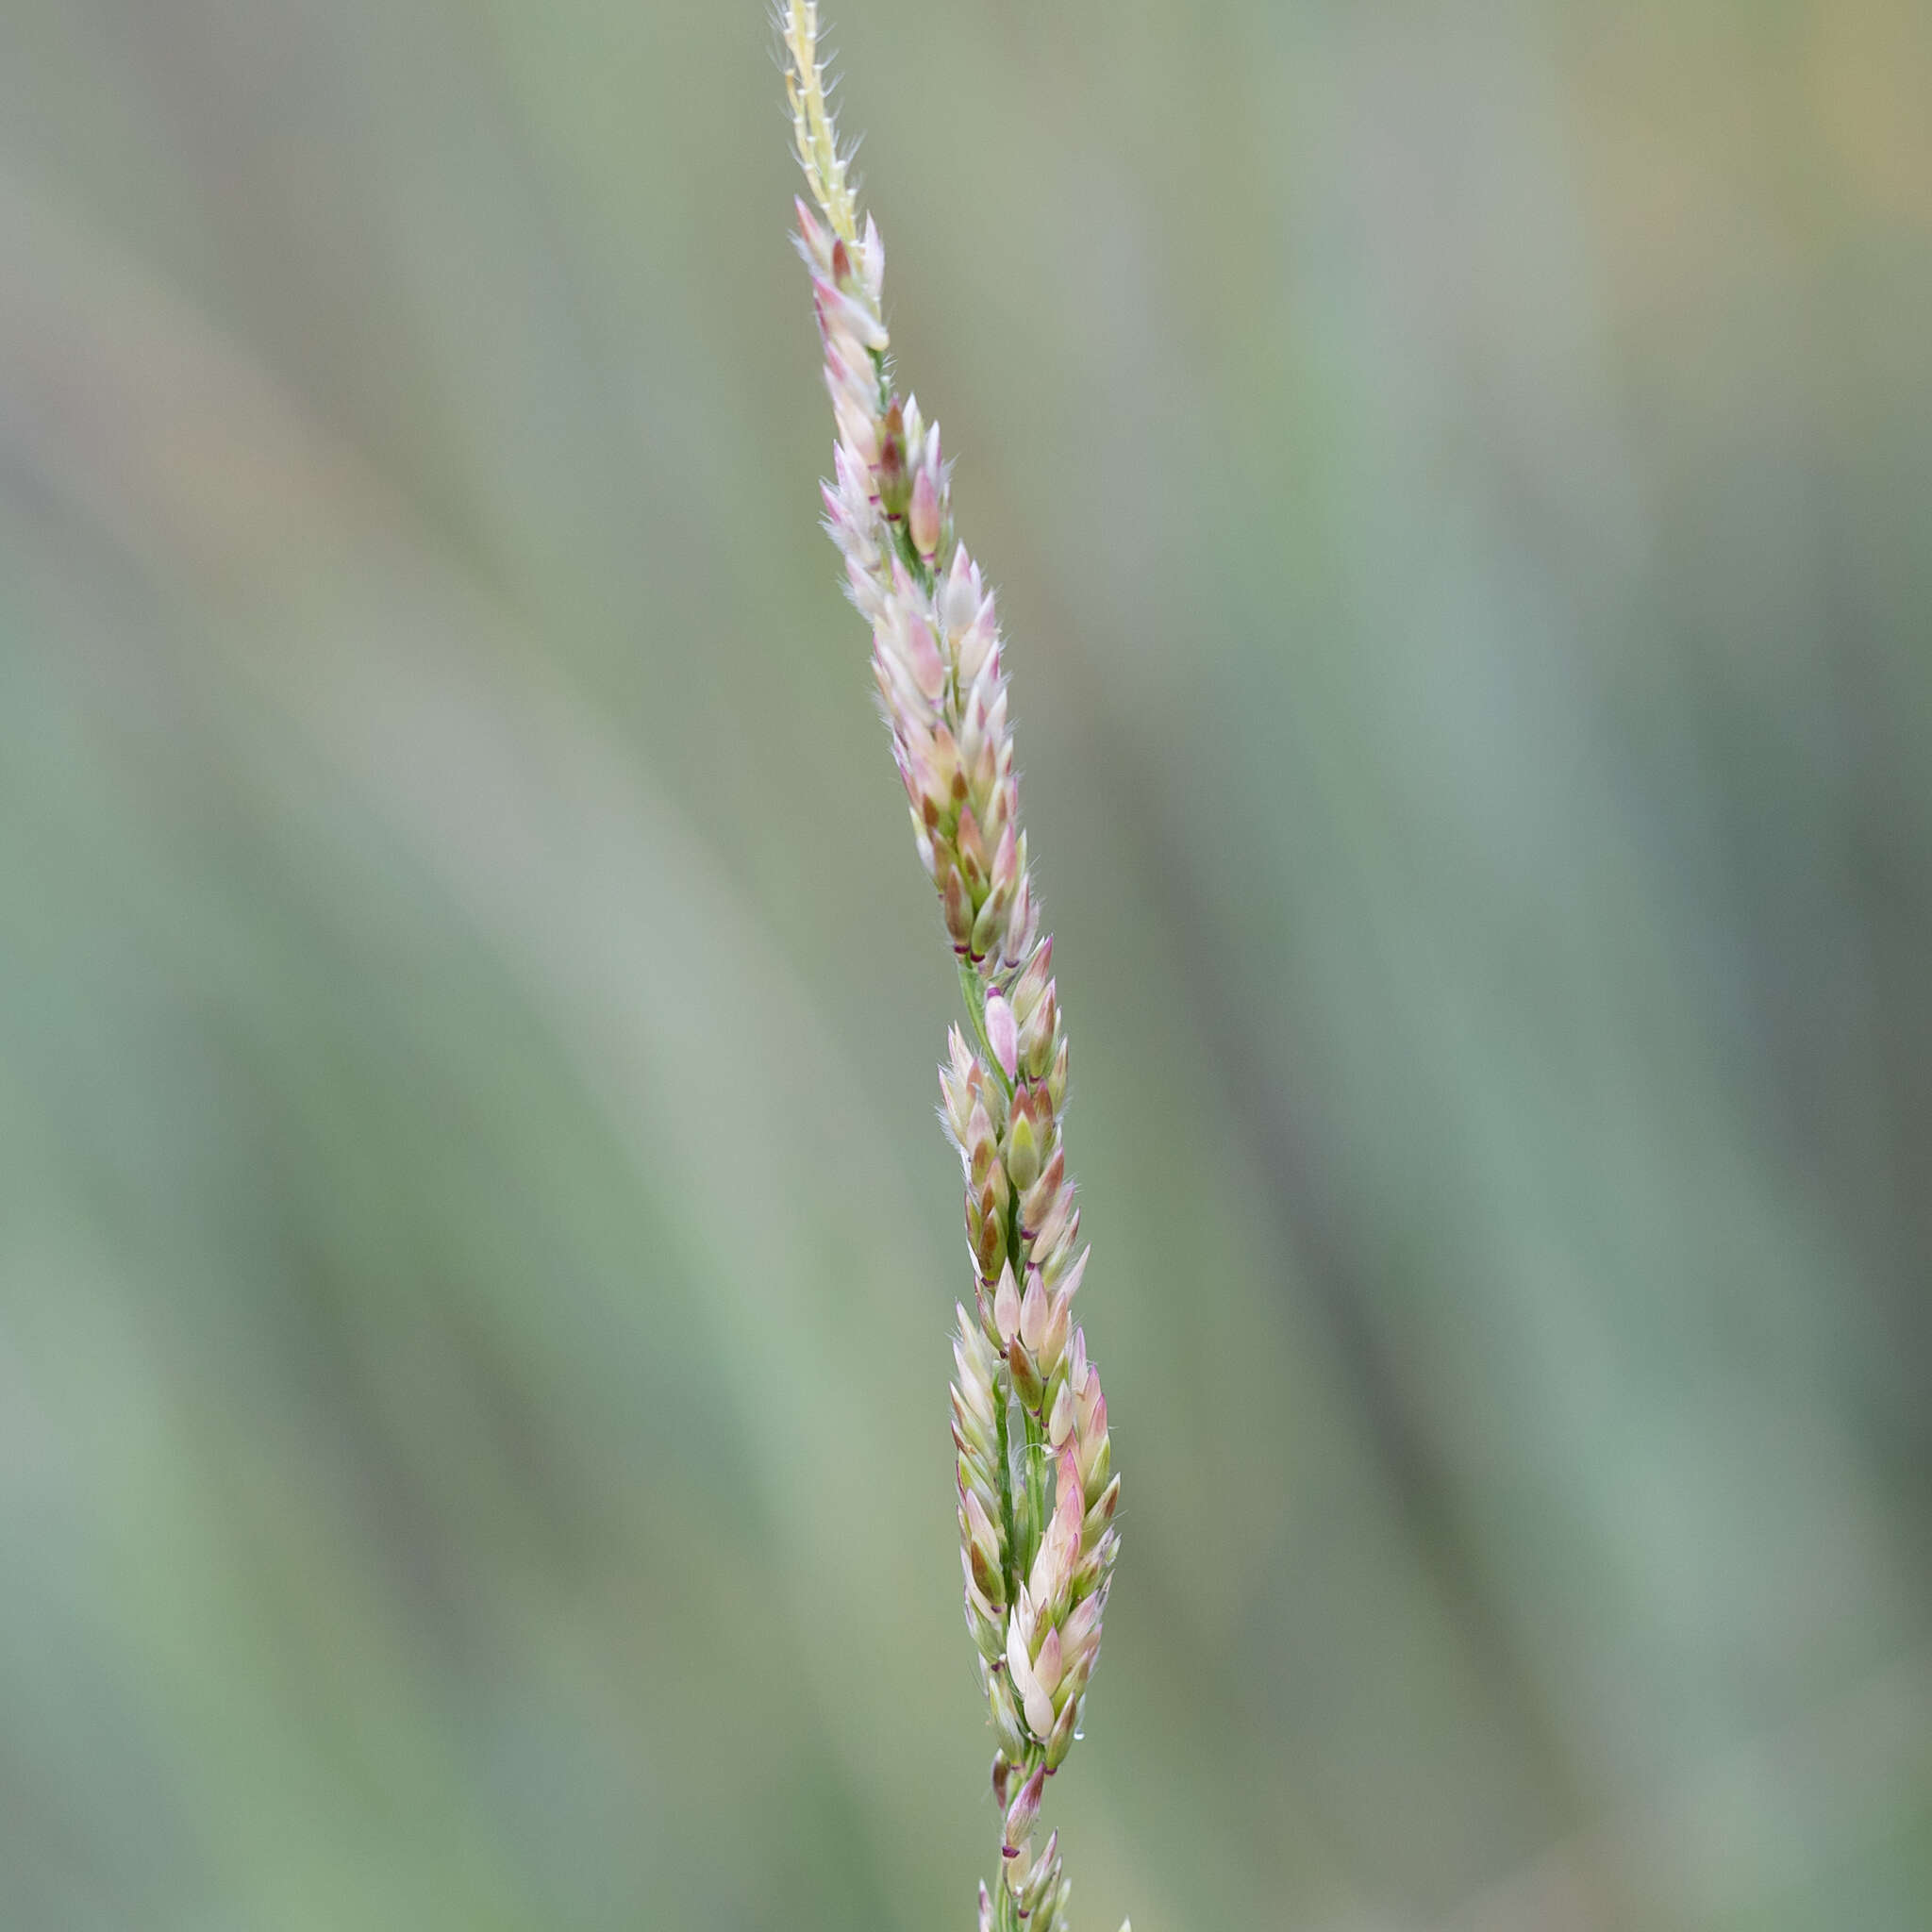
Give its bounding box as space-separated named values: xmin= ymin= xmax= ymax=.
xmin=780 ymin=9 xmax=1126 ymax=1929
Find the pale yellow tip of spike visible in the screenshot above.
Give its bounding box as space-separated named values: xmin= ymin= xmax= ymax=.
xmin=780 ymin=0 xmax=859 ymax=242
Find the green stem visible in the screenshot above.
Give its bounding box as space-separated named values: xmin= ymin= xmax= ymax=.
xmin=958 ymin=961 xmax=1013 ymax=1103
xmin=963 ymin=958 xmax=1043 ymax=1932
xmin=1022 ymin=1405 xmax=1047 ymax=1579
xmin=993 ymin=1353 xmax=1018 ymax=1612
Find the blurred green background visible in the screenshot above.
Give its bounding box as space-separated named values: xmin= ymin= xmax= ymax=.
xmin=2 ymin=1 xmax=1930 ymax=1926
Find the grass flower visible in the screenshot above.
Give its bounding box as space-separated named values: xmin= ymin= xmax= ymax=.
xmin=780 ymin=8 xmax=1126 ymax=1927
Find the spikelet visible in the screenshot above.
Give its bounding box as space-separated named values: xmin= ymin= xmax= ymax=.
xmin=781 ymin=10 xmax=1124 ymax=1928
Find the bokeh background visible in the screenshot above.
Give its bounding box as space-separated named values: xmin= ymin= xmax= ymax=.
xmin=3 ymin=1 xmax=1930 ymax=1926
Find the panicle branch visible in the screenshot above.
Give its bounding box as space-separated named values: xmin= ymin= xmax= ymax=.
xmin=780 ymin=8 xmax=1124 ymax=1928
